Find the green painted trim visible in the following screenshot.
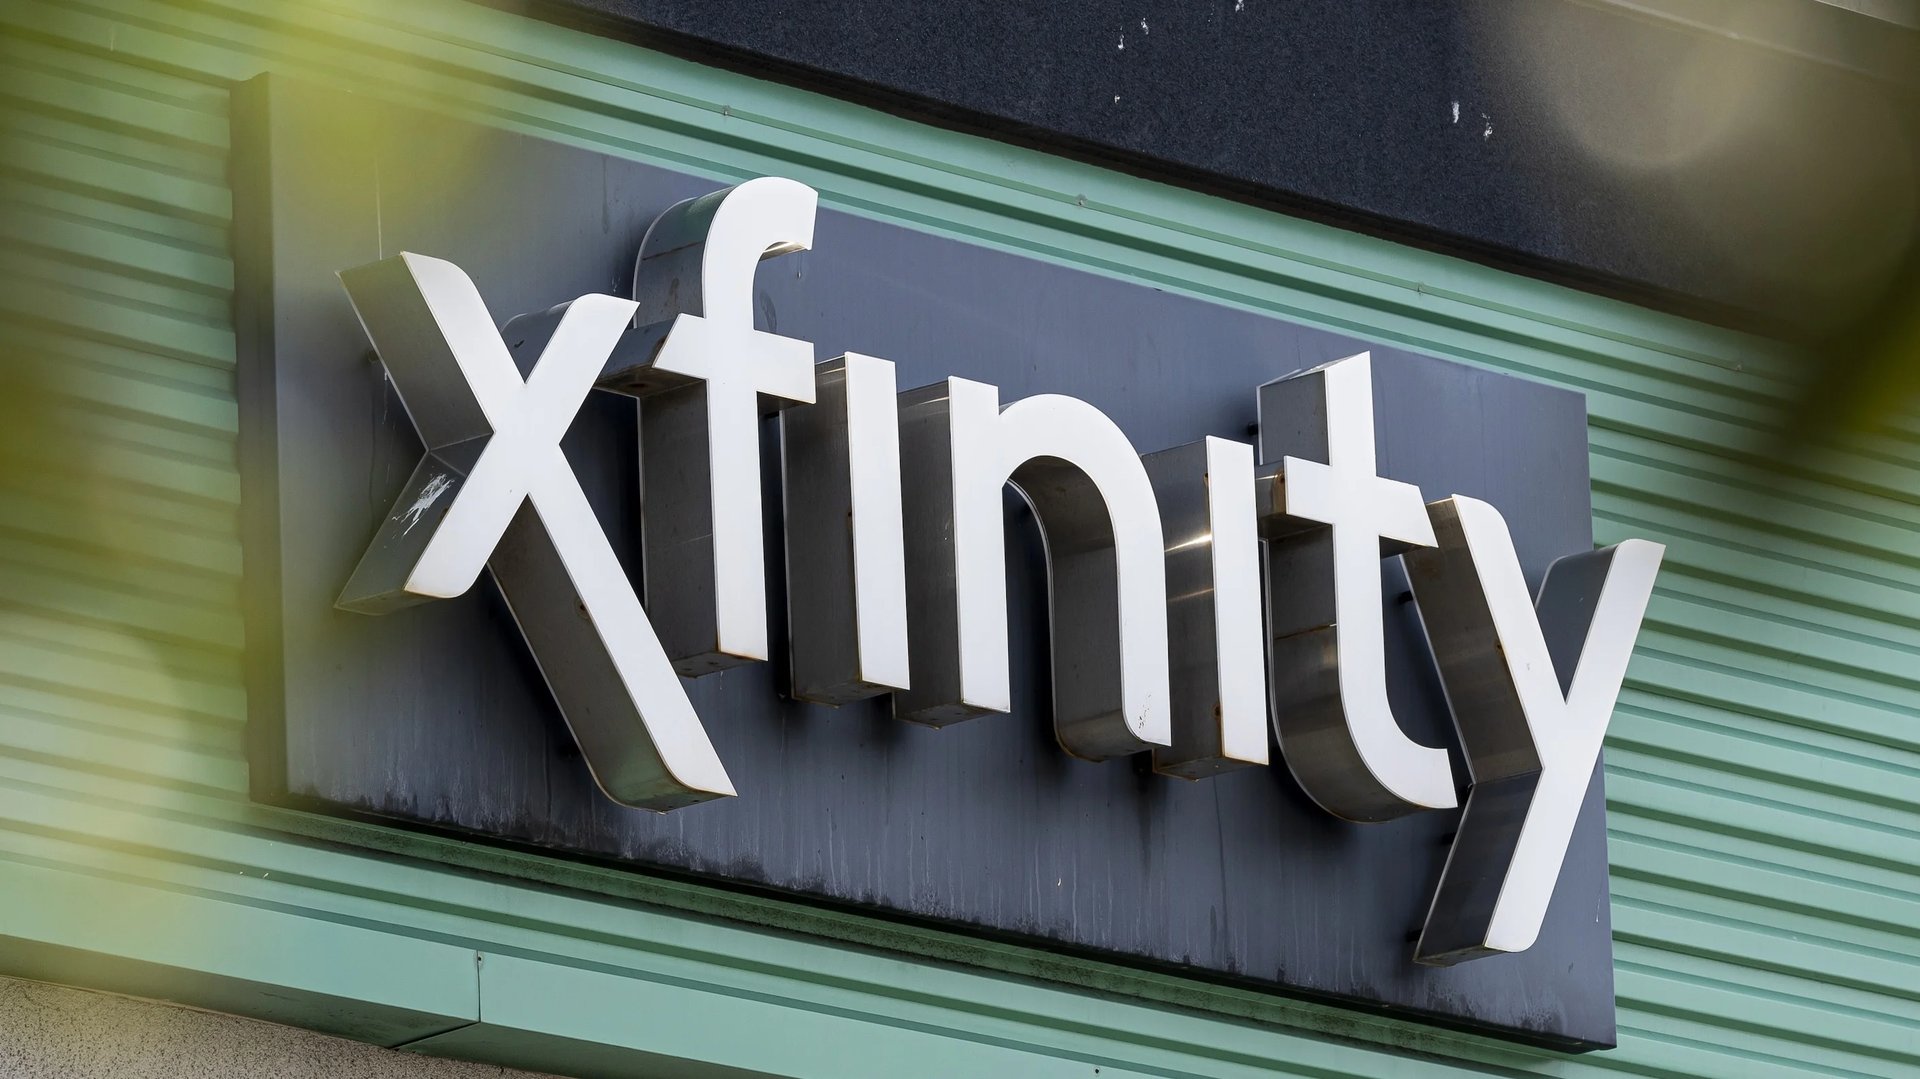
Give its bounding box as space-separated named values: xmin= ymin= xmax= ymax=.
xmin=0 ymin=778 xmax=1549 ymax=1077
xmin=0 ymin=855 xmax=479 ymax=1046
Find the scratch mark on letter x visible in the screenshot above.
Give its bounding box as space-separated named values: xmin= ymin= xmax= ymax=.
xmin=397 ymin=473 xmax=454 ymax=534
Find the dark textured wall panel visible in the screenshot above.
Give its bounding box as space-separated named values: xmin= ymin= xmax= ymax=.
xmin=535 ymin=0 xmax=1920 ymax=334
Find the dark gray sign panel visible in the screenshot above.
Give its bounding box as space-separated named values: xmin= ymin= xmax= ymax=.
xmin=235 ymin=77 xmax=1615 ymax=1049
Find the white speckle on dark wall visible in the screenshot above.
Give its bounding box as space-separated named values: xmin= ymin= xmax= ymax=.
xmin=1452 ymin=100 xmax=1460 ymax=124
xmin=1141 ymin=18 xmax=1149 ymax=34
xmin=1482 ymin=112 xmax=1493 ymax=139
xmin=1118 ymin=33 xmax=1125 ymax=50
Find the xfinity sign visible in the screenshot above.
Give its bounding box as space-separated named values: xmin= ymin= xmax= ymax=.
xmin=238 ymin=78 xmax=1636 ymax=1047
xmin=332 ymin=177 xmax=1660 ymax=968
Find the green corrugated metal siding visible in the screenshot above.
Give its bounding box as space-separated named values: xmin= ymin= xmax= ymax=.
xmin=1 ymin=0 xmax=1915 ymax=1075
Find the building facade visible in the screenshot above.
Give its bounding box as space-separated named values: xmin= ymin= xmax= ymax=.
xmin=1 ymin=1 xmax=1916 ymax=1076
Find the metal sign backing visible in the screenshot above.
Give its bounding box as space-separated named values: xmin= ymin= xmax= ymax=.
xmin=236 ymin=77 xmax=1629 ymax=1050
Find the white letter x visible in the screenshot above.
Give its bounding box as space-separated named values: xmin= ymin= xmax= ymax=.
xmin=335 ymin=252 xmax=734 ymax=810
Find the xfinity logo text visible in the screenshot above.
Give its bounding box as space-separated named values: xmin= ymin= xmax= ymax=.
xmin=334 ymin=178 xmax=1662 ymax=967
